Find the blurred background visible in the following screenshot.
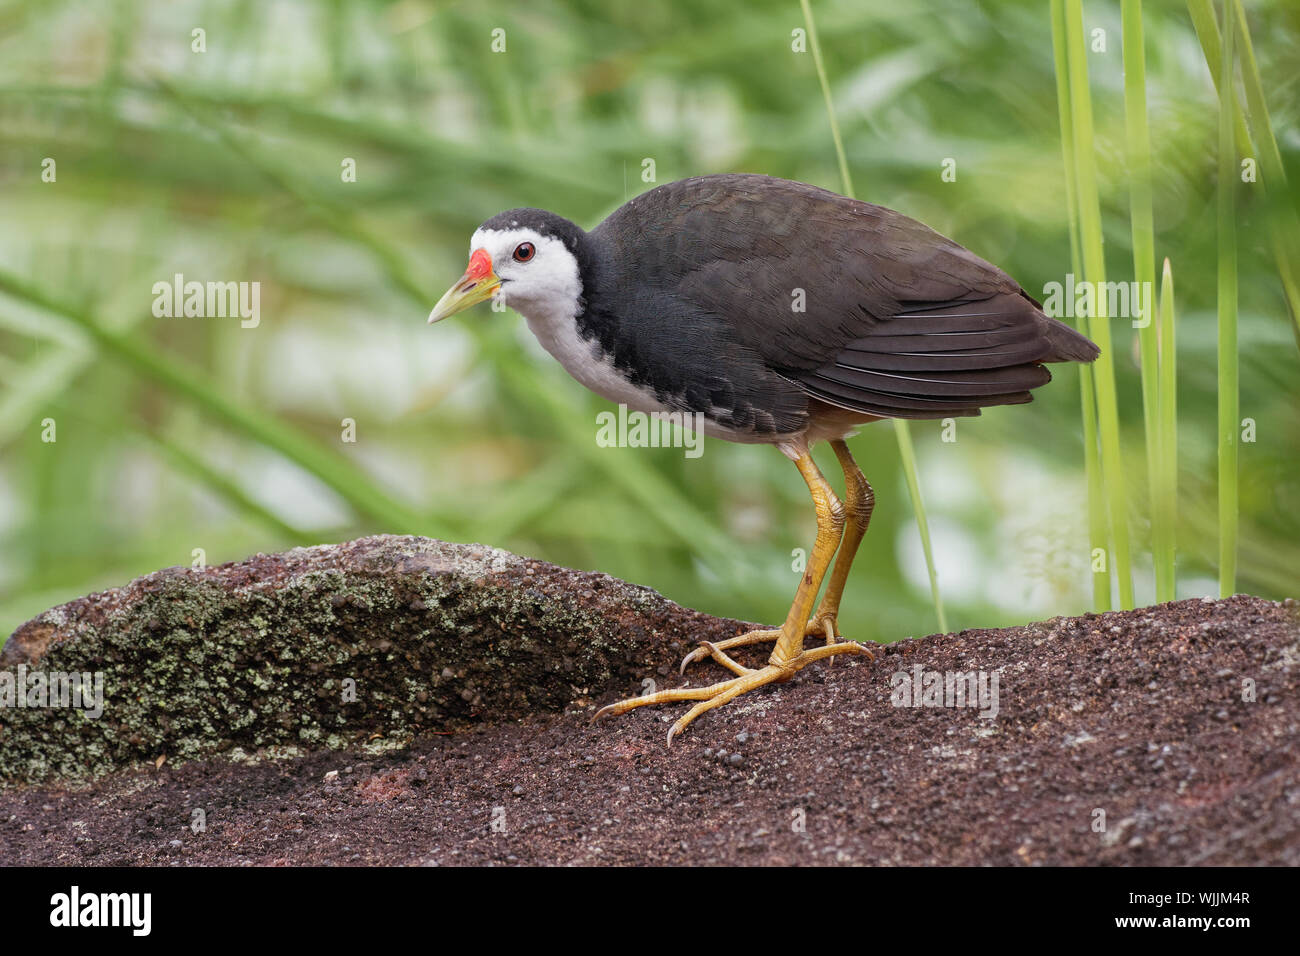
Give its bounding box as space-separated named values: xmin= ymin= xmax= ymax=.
xmin=1 ymin=0 xmax=1297 ymax=647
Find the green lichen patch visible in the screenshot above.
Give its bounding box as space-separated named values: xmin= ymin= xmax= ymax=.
xmin=0 ymin=535 xmax=741 ymax=784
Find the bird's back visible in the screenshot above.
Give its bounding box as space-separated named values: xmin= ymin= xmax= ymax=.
xmin=587 ymin=174 xmax=1097 ymax=426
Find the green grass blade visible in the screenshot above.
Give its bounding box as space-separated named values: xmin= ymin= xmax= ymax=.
xmin=1065 ymin=0 xmax=1135 ymax=609
xmin=1123 ymin=0 xmax=1161 ymax=599
xmin=1233 ymin=0 xmax=1300 ymax=347
xmin=799 ymin=0 xmax=855 ymax=198
xmin=1186 ymin=0 xmax=1253 ymax=153
xmin=1216 ymin=1 xmax=1239 ymax=596
xmin=1189 ymin=0 xmax=1300 ymax=346
xmin=892 ymin=419 xmax=946 ymax=632
xmin=1155 ymin=258 xmax=1178 ymax=601
xmin=1052 ymin=0 xmax=1109 ymax=610
xmin=800 ymin=0 xmax=947 ymax=633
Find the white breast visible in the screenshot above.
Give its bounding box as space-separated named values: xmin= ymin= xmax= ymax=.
xmin=523 ymin=308 xmax=676 ymax=417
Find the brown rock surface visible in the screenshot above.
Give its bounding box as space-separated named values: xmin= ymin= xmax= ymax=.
xmin=1 ymin=536 xmax=1296 ymax=865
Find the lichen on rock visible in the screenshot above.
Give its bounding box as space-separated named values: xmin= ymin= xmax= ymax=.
xmin=0 ymin=535 xmax=745 ymax=783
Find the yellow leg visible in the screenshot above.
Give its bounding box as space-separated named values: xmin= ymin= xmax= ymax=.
xmin=768 ymin=451 xmax=844 ymax=666
xmin=680 ymin=440 xmax=875 ymax=673
xmin=808 ymin=439 xmax=875 ymax=654
xmin=593 ymin=449 xmax=876 ymax=744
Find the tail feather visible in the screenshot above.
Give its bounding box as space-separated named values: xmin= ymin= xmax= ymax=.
xmin=1040 ymin=315 xmax=1101 ymax=363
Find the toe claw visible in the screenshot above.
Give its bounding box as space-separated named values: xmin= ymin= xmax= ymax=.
xmin=679 ymin=641 xmax=717 ymax=674
xmin=602 ymin=629 xmax=868 ymax=744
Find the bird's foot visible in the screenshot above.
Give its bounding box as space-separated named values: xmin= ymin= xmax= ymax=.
xmin=596 ymin=639 xmax=873 ymax=745
xmin=679 ymin=613 xmax=847 ymax=675
xmin=678 ymin=628 xmax=779 ymax=675
xmin=808 ymin=611 xmax=846 ymax=665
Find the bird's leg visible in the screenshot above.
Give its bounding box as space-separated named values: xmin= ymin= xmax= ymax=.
xmin=678 ymin=451 xmax=844 ymax=675
xmin=766 ymin=451 xmax=846 ymax=667
xmin=680 ymin=439 xmax=875 ymax=672
xmin=594 ymin=451 xmax=873 ymax=744
xmin=807 ymin=439 xmax=875 ymax=653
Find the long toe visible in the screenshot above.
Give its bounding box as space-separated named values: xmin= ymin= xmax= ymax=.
xmin=679 ymin=627 xmax=782 ymax=674
xmin=602 ymin=639 xmax=876 ymax=745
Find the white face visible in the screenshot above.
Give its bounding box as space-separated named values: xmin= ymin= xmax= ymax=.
xmin=469 ymin=226 xmax=582 ymax=322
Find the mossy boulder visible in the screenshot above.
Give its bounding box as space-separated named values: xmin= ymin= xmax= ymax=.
xmin=0 ymin=535 xmax=747 ymax=783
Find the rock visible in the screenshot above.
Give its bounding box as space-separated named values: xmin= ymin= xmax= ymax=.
xmin=1 ymin=539 xmax=1297 ymax=866
xmin=0 ymin=535 xmax=754 ymax=783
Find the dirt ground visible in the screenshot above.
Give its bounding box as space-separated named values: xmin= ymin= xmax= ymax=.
xmin=3 ymin=580 xmax=1296 ymax=865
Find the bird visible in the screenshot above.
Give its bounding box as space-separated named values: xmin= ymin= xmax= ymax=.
xmin=428 ymin=173 xmax=1099 ymax=744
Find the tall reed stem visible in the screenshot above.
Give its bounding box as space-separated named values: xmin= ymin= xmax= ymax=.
xmin=1065 ymin=0 xmax=1135 ymax=609
xmin=1051 ymin=0 xmax=1109 ymax=609
xmin=1215 ymin=1 xmax=1239 ymax=596
xmin=1155 ymin=259 xmax=1179 ymax=602
xmin=1123 ymin=0 xmax=1166 ymax=601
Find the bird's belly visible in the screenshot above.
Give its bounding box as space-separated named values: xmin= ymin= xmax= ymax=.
xmin=523 ymin=312 xmax=793 ymax=445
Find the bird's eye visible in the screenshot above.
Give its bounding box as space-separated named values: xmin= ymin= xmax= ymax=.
xmin=512 ymin=242 xmax=535 ymax=263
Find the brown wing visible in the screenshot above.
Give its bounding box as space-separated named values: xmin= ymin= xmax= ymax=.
xmin=794 ymin=291 xmax=1091 ymax=419
xmin=596 ymin=174 xmax=1098 ymax=423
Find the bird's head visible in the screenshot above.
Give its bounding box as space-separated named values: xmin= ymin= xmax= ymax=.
xmin=428 ymin=208 xmax=586 ymax=325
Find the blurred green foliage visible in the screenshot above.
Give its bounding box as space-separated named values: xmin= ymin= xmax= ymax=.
xmin=1 ymin=0 xmax=1297 ymax=646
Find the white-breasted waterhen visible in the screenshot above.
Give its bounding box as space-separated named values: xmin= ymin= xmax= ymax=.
xmin=429 ymin=173 xmax=1099 ymax=743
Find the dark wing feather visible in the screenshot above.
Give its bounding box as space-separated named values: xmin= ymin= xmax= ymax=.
xmin=800 ymin=292 xmax=1059 ymax=419
xmin=591 ymin=174 xmax=1099 ymax=426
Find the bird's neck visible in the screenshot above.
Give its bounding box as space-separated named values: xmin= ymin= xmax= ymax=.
xmin=513 ymin=232 xmax=595 ymax=356
xmin=516 ymin=239 xmax=673 ymax=414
